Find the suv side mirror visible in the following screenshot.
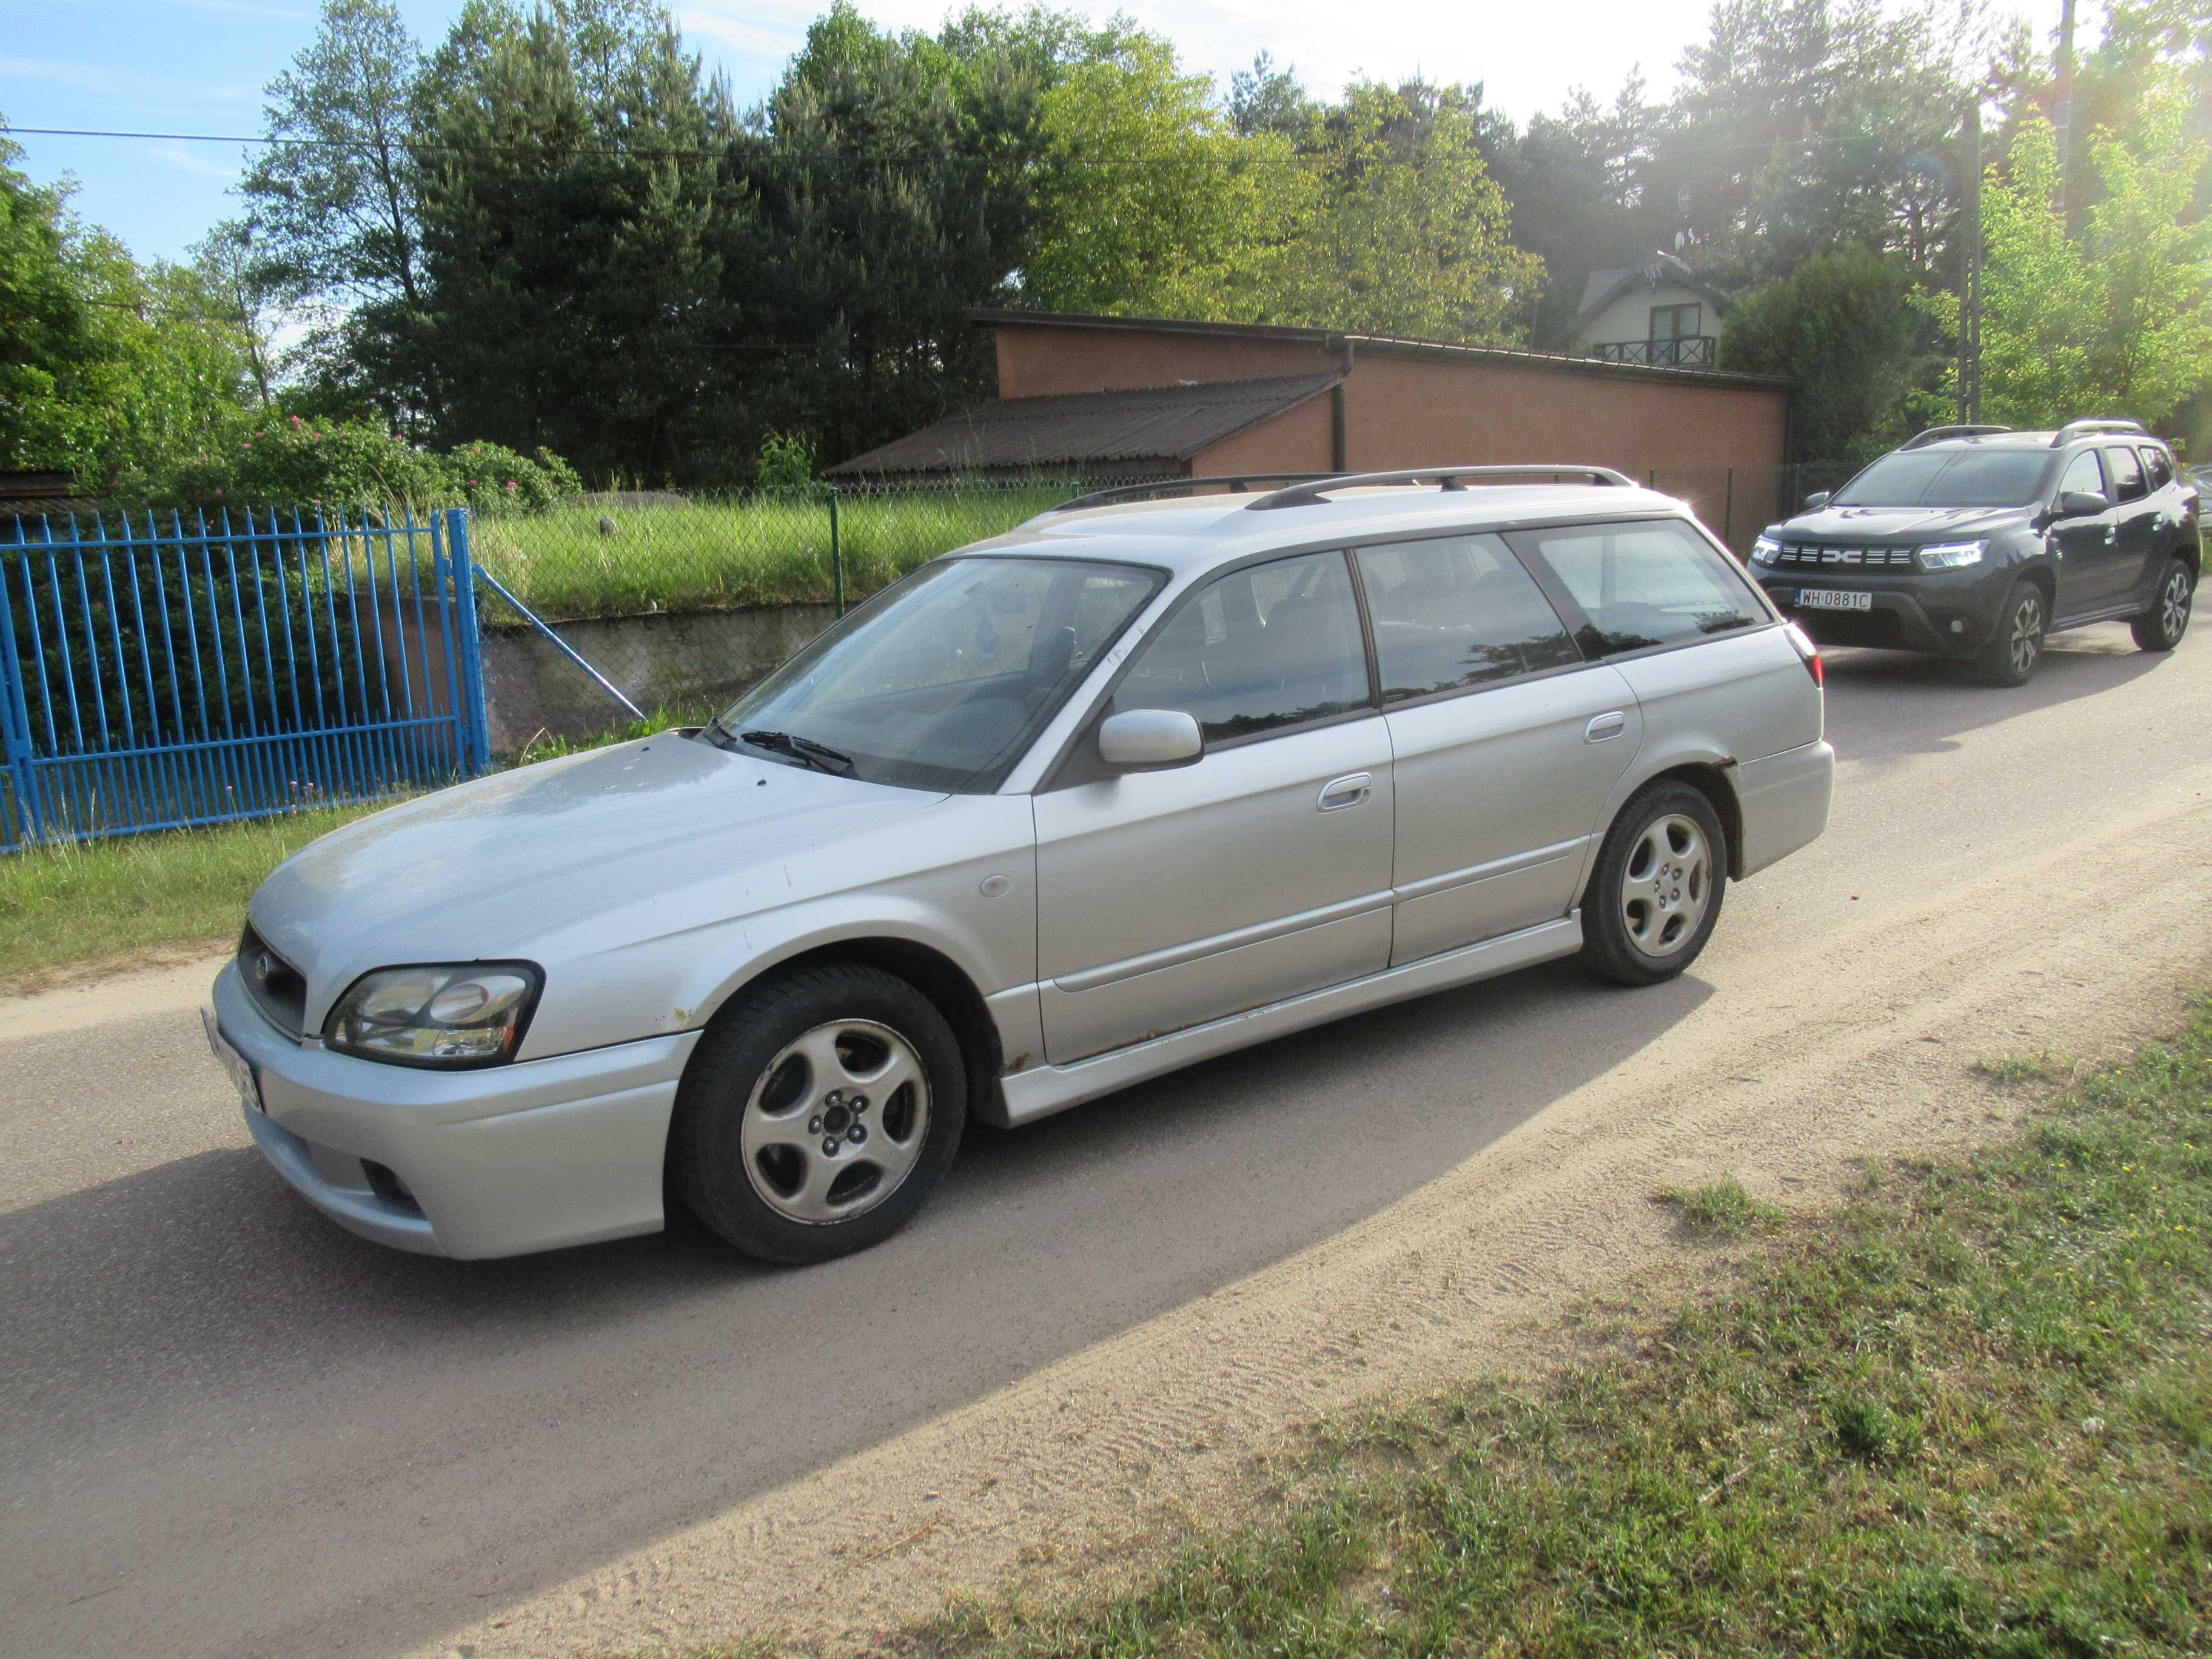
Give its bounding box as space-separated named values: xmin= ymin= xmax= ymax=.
xmin=2058 ymin=489 xmax=2110 ymax=517
xmin=1802 ymin=491 xmax=1831 ymax=510
xmin=1098 ymin=708 xmax=1202 ymax=770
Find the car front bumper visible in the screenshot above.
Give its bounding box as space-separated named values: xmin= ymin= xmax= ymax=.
xmin=1756 ymin=566 xmax=2013 ymax=658
xmin=209 ymin=962 xmax=699 ymax=1258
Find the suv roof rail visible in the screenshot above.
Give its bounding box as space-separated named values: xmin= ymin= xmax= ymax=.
xmin=1247 ymin=464 xmax=1636 ymax=511
xmin=2051 ymin=418 xmax=2147 ymax=447
xmin=1900 ymin=424 xmax=2013 ymax=449
xmin=1050 ymin=474 xmax=1339 ymax=513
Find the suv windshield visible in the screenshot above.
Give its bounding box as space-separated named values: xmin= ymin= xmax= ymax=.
xmin=1832 ymin=449 xmax=2053 ymax=508
xmin=703 ymin=557 xmax=1161 ymax=792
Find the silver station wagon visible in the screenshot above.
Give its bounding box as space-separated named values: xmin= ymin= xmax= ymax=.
xmin=206 ymin=468 xmax=1835 ymax=1264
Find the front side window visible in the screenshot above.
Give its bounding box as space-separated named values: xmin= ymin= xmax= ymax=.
xmin=1112 ymin=551 xmax=1369 ymax=743
xmin=708 ymin=557 xmax=1159 ymax=791
xmin=1512 ymin=519 xmax=1765 ymax=656
xmin=2059 ymin=449 xmax=2108 ymax=500
xmin=1834 ymin=449 xmax=2053 ymax=507
xmin=1356 ymin=534 xmax=1580 ymax=702
xmin=2106 ymin=446 xmax=2147 ymax=502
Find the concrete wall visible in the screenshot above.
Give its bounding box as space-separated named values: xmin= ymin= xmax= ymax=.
xmin=1569 ymin=282 xmax=1711 ymax=350
xmin=482 ymin=602 xmax=836 ymax=750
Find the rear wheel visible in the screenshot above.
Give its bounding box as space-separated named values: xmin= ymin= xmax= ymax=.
xmin=1976 ymin=580 xmax=2046 ymax=686
xmin=1580 ymin=780 xmax=1728 ymax=987
xmin=670 ymin=962 xmax=965 ymax=1264
xmin=2131 ymin=557 xmax=2194 ymax=652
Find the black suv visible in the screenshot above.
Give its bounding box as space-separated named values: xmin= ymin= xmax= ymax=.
xmin=1751 ymin=420 xmax=2199 ymax=685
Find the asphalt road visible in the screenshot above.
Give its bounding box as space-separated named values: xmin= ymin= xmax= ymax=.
xmin=5 ymin=623 xmax=2208 ymax=1659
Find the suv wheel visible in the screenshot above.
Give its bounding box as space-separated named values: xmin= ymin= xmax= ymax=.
xmin=1580 ymin=779 xmax=1728 ymax=987
xmin=1977 ymin=580 xmax=2046 ymax=686
xmin=671 ymin=962 xmax=966 ymax=1264
xmin=2130 ymin=557 xmax=2194 ymax=652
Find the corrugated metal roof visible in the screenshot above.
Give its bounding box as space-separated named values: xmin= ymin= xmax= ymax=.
xmin=826 ymin=374 xmax=1340 ymax=477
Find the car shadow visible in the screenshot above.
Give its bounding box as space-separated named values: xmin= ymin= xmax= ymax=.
xmin=6 ymin=954 xmax=1707 ymax=1659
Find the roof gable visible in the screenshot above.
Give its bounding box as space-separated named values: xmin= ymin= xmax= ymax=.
xmin=1574 ymin=250 xmax=1734 ymax=327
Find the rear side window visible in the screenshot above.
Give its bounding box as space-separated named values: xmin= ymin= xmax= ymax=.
xmin=2059 ymin=449 xmax=2108 ymax=500
xmin=2106 ymin=446 xmax=2147 ymax=502
xmin=1355 ymin=534 xmax=1580 ymax=703
xmin=1510 ymin=520 xmax=1766 ymax=656
xmin=1113 ymin=551 xmax=1370 ymax=743
xmin=2140 ymin=446 xmax=2174 ymax=489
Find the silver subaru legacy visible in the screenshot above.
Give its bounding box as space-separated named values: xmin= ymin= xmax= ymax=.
xmin=206 ymin=468 xmax=1834 ymax=1264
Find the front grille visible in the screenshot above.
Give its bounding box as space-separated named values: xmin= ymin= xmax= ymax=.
xmin=1772 ymin=543 xmax=1918 ymax=569
xmin=237 ymin=923 xmax=309 ymax=1037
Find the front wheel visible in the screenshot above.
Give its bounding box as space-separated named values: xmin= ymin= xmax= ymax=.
xmin=2131 ymin=557 xmax=2194 ymax=652
xmin=1580 ymin=780 xmax=1728 ymax=987
xmin=1976 ymin=580 xmax=2046 ymax=686
xmin=669 ymin=962 xmax=967 ymax=1264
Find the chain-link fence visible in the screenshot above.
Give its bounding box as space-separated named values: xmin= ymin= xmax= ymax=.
xmin=466 ymin=464 xmax=1868 ymax=756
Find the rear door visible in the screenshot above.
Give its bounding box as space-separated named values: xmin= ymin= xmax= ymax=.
xmin=2101 ymin=445 xmax=2160 ymax=609
xmin=1356 ymin=532 xmax=1641 ymax=965
xmin=1032 ymin=550 xmax=1393 ymax=1064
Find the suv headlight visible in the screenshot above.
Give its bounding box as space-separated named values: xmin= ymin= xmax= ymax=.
xmin=1918 ymin=540 xmax=1985 ymax=570
xmin=1751 ymin=534 xmax=1783 ymax=565
xmin=324 ymin=963 xmax=543 ymax=1068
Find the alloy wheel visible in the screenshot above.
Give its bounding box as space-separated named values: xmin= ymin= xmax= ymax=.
xmin=2162 ymin=567 xmax=2193 ymax=640
xmin=2008 ymin=591 xmax=2045 ymax=677
xmin=739 ymin=1018 xmax=931 ymax=1224
xmin=1619 ymin=813 xmax=1712 ymax=959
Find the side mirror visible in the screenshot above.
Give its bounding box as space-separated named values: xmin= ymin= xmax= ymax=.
xmin=2059 ymin=489 xmax=2110 ymax=517
xmin=1802 ymin=491 xmax=1831 ymax=510
xmin=1098 ymin=708 xmax=1202 ymax=770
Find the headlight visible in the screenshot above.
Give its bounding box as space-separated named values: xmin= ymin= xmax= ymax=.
xmin=1918 ymin=540 xmax=1985 ymax=570
xmin=1751 ymin=534 xmax=1783 ymax=565
xmin=324 ymin=963 xmax=543 ymax=1068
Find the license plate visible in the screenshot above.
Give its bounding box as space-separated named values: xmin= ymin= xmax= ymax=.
xmin=1797 ymin=588 xmax=1873 ymax=612
xmin=202 ymin=1007 xmax=263 ymax=1112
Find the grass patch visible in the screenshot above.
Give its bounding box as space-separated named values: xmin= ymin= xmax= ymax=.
xmin=1976 ymin=1053 xmax=2052 ymax=1084
xmin=922 ymin=1000 xmax=2212 ymax=1659
xmin=1658 ymin=1173 xmax=1783 ymax=1236
xmin=0 ymin=803 xmax=389 ymax=991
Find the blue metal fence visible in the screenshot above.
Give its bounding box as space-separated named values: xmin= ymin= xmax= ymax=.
xmin=0 ymin=506 xmax=489 ymax=851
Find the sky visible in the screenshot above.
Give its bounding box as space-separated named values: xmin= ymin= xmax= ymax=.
xmin=3 ymin=0 xmax=1720 ymax=266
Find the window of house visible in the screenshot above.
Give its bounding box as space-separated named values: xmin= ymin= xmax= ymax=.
xmin=1649 ymin=303 xmax=1701 ymax=341
xmin=1510 ymin=519 xmax=1765 ymax=657
xmin=1355 ymin=535 xmax=1581 ymax=702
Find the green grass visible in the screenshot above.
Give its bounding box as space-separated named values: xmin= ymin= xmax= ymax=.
xmin=919 ymin=1001 xmax=2212 ymax=1659
xmin=0 ymin=803 xmax=390 ymax=991
xmin=474 ymin=485 xmax=1081 ymax=622
xmin=1658 ymin=1173 xmax=1785 ymax=1236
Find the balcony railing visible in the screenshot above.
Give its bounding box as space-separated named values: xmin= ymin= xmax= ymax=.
xmin=1587 ymin=336 xmax=1717 ymax=367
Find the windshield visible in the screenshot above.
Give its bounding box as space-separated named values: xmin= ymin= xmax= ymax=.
xmin=1832 ymin=449 xmax=2053 ymax=508
xmin=704 ymin=557 xmax=1162 ymax=792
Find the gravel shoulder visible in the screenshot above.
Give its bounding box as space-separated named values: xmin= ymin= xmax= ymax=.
xmin=424 ymin=773 xmax=2212 ymax=1659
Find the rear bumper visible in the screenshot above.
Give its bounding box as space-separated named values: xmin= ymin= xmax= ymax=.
xmin=1732 ymin=739 xmax=1834 ymax=878
xmin=210 ymin=962 xmax=698 ymax=1258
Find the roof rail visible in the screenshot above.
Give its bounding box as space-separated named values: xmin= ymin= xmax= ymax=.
xmin=1901 ymin=424 xmax=2012 ymax=450
xmin=2051 ymin=418 xmax=2147 ymax=447
xmin=1247 ymin=465 xmax=1637 ymax=511
xmin=1050 ymin=474 xmax=1340 ymax=513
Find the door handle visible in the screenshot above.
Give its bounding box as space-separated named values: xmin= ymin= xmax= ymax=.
xmin=1318 ymin=772 xmax=1372 ymax=811
xmin=1586 ymin=711 xmax=1627 ymax=743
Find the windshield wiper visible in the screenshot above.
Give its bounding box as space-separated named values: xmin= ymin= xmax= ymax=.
xmin=737 ymin=728 xmax=856 ymax=775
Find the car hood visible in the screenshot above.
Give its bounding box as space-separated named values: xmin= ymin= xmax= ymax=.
xmin=1777 ymin=503 xmax=2026 ymax=542
xmin=250 ymin=735 xmax=947 ymax=997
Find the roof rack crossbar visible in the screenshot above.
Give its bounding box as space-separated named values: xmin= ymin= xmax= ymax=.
xmin=1900 ymin=424 xmax=2013 ymax=449
xmin=1247 ymin=465 xmax=1637 ymax=511
xmin=1050 ymin=474 xmax=1340 ymax=514
xmin=2050 ymin=418 xmax=2147 ymax=447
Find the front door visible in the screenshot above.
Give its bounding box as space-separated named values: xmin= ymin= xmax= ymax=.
xmin=1033 ymin=550 xmax=1393 ymax=1065
xmin=2049 ymin=448 xmax=2122 ymax=617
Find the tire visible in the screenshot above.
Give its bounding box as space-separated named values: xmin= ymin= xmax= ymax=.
xmin=670 ymin=962 xmax=967 ymax=1265
xmin=1579 ymin=779 xmax=1729 ymax=987
xmin=2130 ymin=556 xmax=2195 ymax=652
xmin=1976 ymin=579 xmax=2046 ymax=686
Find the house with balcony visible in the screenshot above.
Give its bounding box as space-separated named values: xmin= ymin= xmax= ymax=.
xmin=1564 ymin=250 xmax=1733 ymax=369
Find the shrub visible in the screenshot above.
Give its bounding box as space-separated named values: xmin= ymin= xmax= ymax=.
xmin=439 ymin=441 xmax=583 ymax=515
xmin=135 ymin=418 xmax=581 ymax=518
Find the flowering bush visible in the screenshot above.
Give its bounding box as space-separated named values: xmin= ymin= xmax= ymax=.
xmin=440 ymin=440 xmax=583 ymax=515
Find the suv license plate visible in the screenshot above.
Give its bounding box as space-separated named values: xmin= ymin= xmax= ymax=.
xmin=202 ymin=1007 xmax=263 ymax=1112
xmin=1797 ymin=588 xmax=1872 ymax=612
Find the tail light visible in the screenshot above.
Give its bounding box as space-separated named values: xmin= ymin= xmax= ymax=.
xmin=1783 ymin=621 xmax=1823 ymax=686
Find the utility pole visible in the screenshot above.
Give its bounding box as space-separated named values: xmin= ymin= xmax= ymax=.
xmin=1960 ymin=98 xmax=1983 ymax=424
xmin=2054 ymin=0 xmax=2077 ymax=216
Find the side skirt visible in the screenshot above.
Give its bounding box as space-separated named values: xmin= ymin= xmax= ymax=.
xmin=989 ymin=912 xmax=1584 ymax=1128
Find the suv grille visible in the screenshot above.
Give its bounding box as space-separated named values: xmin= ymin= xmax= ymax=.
xmin=1771 ymin=543 xmax=1917 ymax=570
xmin=237 ymin=923 xmax=309 ymax=1037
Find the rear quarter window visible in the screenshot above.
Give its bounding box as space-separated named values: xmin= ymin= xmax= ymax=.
xmin=1510 ymin=519 xmax=1767 ymax=657
xmin=2140 ymin=447 xmax=2175 ymax=489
